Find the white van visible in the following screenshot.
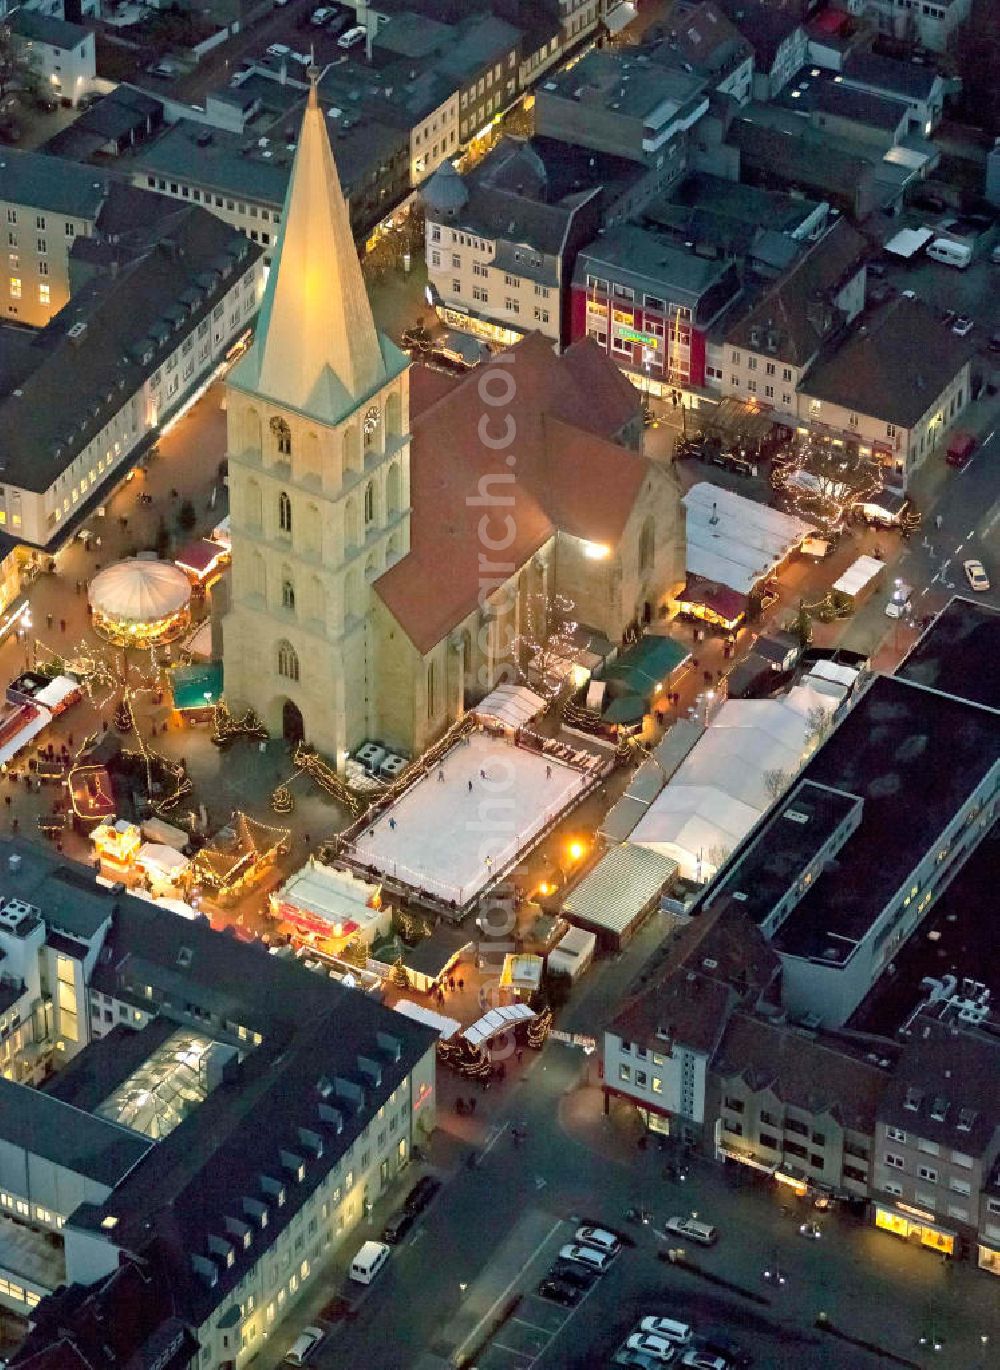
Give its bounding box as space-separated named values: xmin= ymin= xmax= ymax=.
xmin=350 ymin=1239 xmax=391 ymax=1284
xmin=926 ymin=238 xmax=972 ymax=269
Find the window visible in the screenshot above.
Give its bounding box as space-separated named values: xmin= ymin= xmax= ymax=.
xmin=9 ymin=277 xmax=20 ymax=299
xmin=271 ymin=416 xmax=292 ymax=455
xmin=785 ymin=1117 xmax=808 ymax=1137
xmin=949 ymin=1177 xmax=971 ymax=1196
xmin=639 ymin=516 xmax=654 ymax=574
xmin=36 ymin=239 xmax=46 ymax=256
xmin=635 ymin=1070 xmax=647 ymax=1088
xmin=452 ymin=253 xmax=461 ymax=269
xmin=278 ymin=490 xmax=292 ymax=534
xmin=38 ymin=260 xmax=48 ymax=276
xmin=35 ymin=215 xmax=45 ymax=231
xmin=887 ymin=423 xmax=897 ymax=438
xmin=281 ymin=579 xmax=295 ymax=611
xmin=364 ymin=482 xmax=375 ymax=526
xmin=426 ymin=661 xmax=437 ymax=719
xmin=724 ymin=1096 xmax=745 ymax=1114
xmin=760 ymin=1133 xmax=779 ymax=1151
xmin=747 ymin=356 xmax=757 ymax=371
xmin=884 ymin=1152 xmax=905 ymax=1169
xmin=883 ymin=1179 xmax=903 ymax=1197
xmin=504 ymin=297 xmax=519 ymax=314
xmin=5 ymin=210 xmax=15 ymax=225
xmin=765 ymin=362 xmax=775 ymax=376
xmin=651 ymin=1077 xmax=662 ymax=1093
xmin=38 ymin=284 xmax=49 ymax=306
xmin=784 ymin=1140 xmax=807 ymax=1160
xmin=917 ymin=1139 xmax=939 ymax=1156
xmin=764 ymin=385 xmax=774 ymax=399
xmin=619 ymin=1064 xmax=631 ymax=1082
xmin=277 ymin=641 xmax=299 ymax=681
xmin=783 ymin=367 xmax=792 ymax=382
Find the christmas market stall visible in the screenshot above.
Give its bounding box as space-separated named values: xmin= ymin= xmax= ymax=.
xmin=91 ymin=818 xmax=142 ymax=879
xmin=68 ymin=763 xmax=117 ymax=825
xmin=192 ymin=811 xmax=291 ymax=905
xmin=169 ymin=662 xmax=224 ymax=719
xmin=174 ymin=538 xmax=230 ymax=589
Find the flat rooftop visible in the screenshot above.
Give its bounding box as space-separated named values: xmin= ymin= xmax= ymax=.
xmin=895 ymin=596 xmax=1000 ymax=712
xmin=772 ymin=674 xmax=1000 ymax=963
xmin=705 ymin=781 xmax=862 ymax=930
xmin=348 ymin=732 xmax=590 ymax=909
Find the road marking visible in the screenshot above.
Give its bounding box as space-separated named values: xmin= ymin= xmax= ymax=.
xmin=940 ymin=559 xmax=951 ymax=577
xmin=482 ymin=1123 xmax=509 ymax=1156
xmin=955 ymin=542 xmax=965 ymax=554
xmin=986 ymin=430 xmax=996 ymax=445
xmin=409 ymin=1229 xmax=426 ymax=1247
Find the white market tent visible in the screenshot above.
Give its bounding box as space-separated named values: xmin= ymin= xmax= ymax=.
xmin=884 ymin=226 xmax=934 ymax=259
xmin=34 ymin=675 xmax=82 ymax=712
xmin=0 ymin=705 xmax=52 ymax=768
xmin=563 ymin=843 xmax=678 ymax=940
xmin=833 ymin=555 xmax=884 ymax=599
xmin=137 ymin=843 xmax=190 ymax=877
xmin=629 ymin=683 xmax=842 ymax=881
xmin=683 ymin=482 xmax=815 ymax=595
xmin=392 ymin=999 xmax=461 ymax=1041
xmin=472 ymin=683 xmax=546 ymax=730
xmin=463 ymin=1002 xmax=535 ymax=1046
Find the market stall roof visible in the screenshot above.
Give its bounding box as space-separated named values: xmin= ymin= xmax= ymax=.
xmin=463 ymin=1002 xmax=535 ymax=1046
xmin=630 ymin=783 xmax=760 ymax=879
xmin=833 ymin=555 xmax=884 ymax=597
xmin=884 ymin=225 xmax=934 ymax=259
xmin=599 ymin=793 xmax=650 ymax=843
xmin=274 ymin=857 xmax=381 ymax=926
xmin=184 ymin=620 xmax=213 ymax=660
xmin=677 ymin=575 xmax=747 ymax=622
xmin=684 ymin=481 xmax=815 ymax=595
xmin=170 ymin=662 xmax=224 ymax=710
xmin=699 ymin=396 xmax=776 ymax=444
xmin=174 ymin=538 xmax=228 ymax=578
xmin=392 ymin=999 xmax=461 ymax=1041
xmin=604 ymin=694 xmax=647 ymax=725
xmin=563 ymin=843 xmax=677 ymax=937
xmin=403 ymin=926 xmax=472 ymax=979
xmin=472 ymin=682 xmax=546 ymax=729
xmin=604 ymin=1 xmax=638 ymax=36
xmin=603 ymin=635 xmax=690 ymax=700
xmin=89 ymin=558 xmax=192 ymax=625
xmin=137 ymin=843 xmax=190 ymax=875
xmin=34 ymin=675 xmax=82 ymax=711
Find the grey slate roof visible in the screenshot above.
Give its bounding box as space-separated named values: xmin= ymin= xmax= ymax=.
xmin=574 ymin=223 xmax=739 ymax=322
xmin=881 ymin=1012 xmax=1000 ymax=1156
xmin=0 ymin=1077 xmax=151 ymax=1186
xmin=0 ymin=148 xmax=109 ymax=220
xmin=843 ymin=50 xmax=941 ymax=101
xmin=1 ymin=845 xmax=118 ymax=938
xmin=8 ymin=9 xmax=89 ymax=50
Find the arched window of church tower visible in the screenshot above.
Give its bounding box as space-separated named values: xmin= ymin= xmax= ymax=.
xmin=302 ymin=431 xmax=321 ymax=482
xmin=277 ymin=640 xmax=299 ymax=682
xmin=639 ymin=516 xmax=655 ymax=574
xmin=278 ymin=491 xmax=292 ymax=535
xmin=364 ymin=481 xmax=375 ymax=527
xmin=342 ymin=426 xmax=360 ymax=474
xmin=270 ymin=416 xmax=292 ymax=457
xmin=386 ymin=390 xmax=402 ymax=439
xmin=245 ymin=480 xmax=262 ymax=530
xmin=281 ymin=574 xmax=295 ymax=611
xmin=426 ymin=660 xmax=437 ymax=720
xmin=386 ymin=462 xmax=401 ymax=518
xmin=244 ymin=408 xmax=262 ymax=454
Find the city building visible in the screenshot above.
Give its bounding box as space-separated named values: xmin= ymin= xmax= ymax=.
xmin=648 ymin=172 xmax=829 ymax=267
xmin=697 ymin=657 xmax=1000 ymax=1028
xmin=8 ymin=9 xmax=96 ymax=108
xmin=422 ymin=139 xmax=611 ymax=349
xmin=572 ymin=223 xmax=742 ymax=393
xmin=873 ymin=992 xmax=999 ymax=1262
xmin=857 ymin=0 xmax=972 ymax=53
xmin=224 ymin=76 xmax=685 ymax=761
xmin=711 ymin=217 xmax=867 ymax=422
xmin=726 ymin=108 xmax=879 ymax=218
xmin=839 ymin=49 xmax=948 ymax=134
xmin=719 ymin=0 xmax=809 ymax=98
xmin=535 ymin=47 xmax=710 ymax=180
xmin=0 ymin=150 xmax=111 ymax=328
xmin=798 ymin=294 xmax=973 ymax=491
xmin=647 ymin=1 xmax=755 ymax=104
xmin=710 ymin=1010 xmax=891 ymax=1201
xmin=0 ymin=197 xmax=263 ymax=623
xmin=0 ymin=838 xmax=437 ymax=1363
xmin=429 ymin=12 xmax=523 ymax=146
xmin=42 ymin=83 xmax=164 ymax=162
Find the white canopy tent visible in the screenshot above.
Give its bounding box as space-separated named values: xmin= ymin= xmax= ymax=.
xmin=463 ymin=1002 xmax=535 ymax=1046
xmin=472 ymin=683 xmax=546 ymax=730
xmin=392 ymin=999 xmax=461 ymax=1041
xmin=683 ymin=482 xmax=815 ymax=594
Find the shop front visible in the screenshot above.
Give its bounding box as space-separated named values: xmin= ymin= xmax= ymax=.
xmin=875 ymin=1202 xmax=956 ymax=1256
xmin=602 ymin=1082 xmax=672 ymax=1136
xmin=978 ymin=1241 xmax=1000 ymax=1276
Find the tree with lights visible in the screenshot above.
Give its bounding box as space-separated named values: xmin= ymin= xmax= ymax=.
xmin=510 ymin=587 xmax=578 ymax=702
xmin=389 ymin=957 xmax=410 ymax=990
xmin=771 ymin=438 xmax=882 ymax=531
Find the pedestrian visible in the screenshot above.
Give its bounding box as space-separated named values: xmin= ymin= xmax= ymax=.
xmin=388 ymin=817 xmax=396 ymax=830
xmin=467 ymin=779 xmax=473 ymax=794
xmin=516 ymin=1049 xmax=523 ymax=1064
xmin=545 ymin=764 xmax=551 ymax=780
xmin=438 ymin=768 xmax=445 ymax=782
xmin=95 ymin=537 xmax=101 ymax=550
xmin=46 ymin=613 xmax=53 ymax=630
xmin=458 ymin=977 xmax=464 ymax=991
xmin=59 ymin=619 xmax=66 ymax=633
xmin=469 ymin=1096 xmax=477 ymax=1114
xmin=480 ymin=768 xmax=486 ymax=780
xmin=935 ymin=514 xmax=943 ymax=530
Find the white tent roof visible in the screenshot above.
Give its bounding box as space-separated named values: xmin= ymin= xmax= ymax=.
xmin=137 ymin=843 xmax=190 ymax=875
xmin=683 ymin=482 xmax=815 ymax=595
xmin=392 ymin=999 xmax=461 ymax=1041
xmin=185 ymin=620 xmax=214 ymax=660
xmin=884 ymin=226 xmax=933 ymax=258
xmin=463 ymin=1002 xmax=535 ymax=1046
xmin=631 ymin=784 xmax=760 ymax=877
xmin=473 ymin=683 xmax=545 ymax=729
xmin=833 ymin=555 xmax=884 ymax=597
xmin=563 ymin=843 xmax=677 ymax=935
xmin=34 ymin=675 xmax=81 ymax=710
xmin=89 ymin=558 xmax=191 ymax=624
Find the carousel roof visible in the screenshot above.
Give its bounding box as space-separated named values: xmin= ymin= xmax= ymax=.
xmin=89 ymin=559 xmax=192 ymax=625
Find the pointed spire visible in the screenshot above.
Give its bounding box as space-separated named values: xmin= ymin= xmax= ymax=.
xmin=250 ymin=80 xmax=385 ymax=419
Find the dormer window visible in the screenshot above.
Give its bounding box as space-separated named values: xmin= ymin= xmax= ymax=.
xmin=904 ymin=1087 xmax=922 ymax=1112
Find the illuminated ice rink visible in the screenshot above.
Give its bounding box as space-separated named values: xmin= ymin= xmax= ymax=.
xmin=350 ymin=732 xmax=589 ymax=905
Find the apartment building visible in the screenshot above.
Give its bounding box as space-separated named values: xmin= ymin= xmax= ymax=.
xmin=0 ymin=838 xmax=437 ymax=1366
xmin=873 ymin=995 xmax=1000 ymax=1261
xmin=422 ymin=139 xmax=606 ymax=347
xmin=0 ymin=202 xmax=262 ymax=620
xmin=648 ymin=1 xmax=755 ymax=105
xmin=536 ymin=47 xmax=710 ymax=175
xmin=710 ymin=1011 xmax=890 ymax=1202
xmin=712 ymin=217 xmax=867 ymax=423
xmin=572 ymin=223 xmax=741 ymax=392
xmin=719 ymin=0 xmax=808 ymax=97
xmin=0 ymin=151 xmax=112 ymax=327
xmin=859 ymin=0 xmax=972 ymax=53
xmin=8 ymin=9 xmax=96 ymax=108
xmin=798 ymin=295 xmax=972 ymax=492
xmin=840 ymin=50 xmax=948 ymax=134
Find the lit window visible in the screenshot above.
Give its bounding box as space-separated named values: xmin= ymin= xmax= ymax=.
xmin=9 ymin=277 xmax=20 ymax=298
xmin=39 ymin=284 xmax=50 ymax=306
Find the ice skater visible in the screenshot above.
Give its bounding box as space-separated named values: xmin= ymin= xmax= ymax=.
xmin=388 ymin=817 xmax=397 ymax=830
xmin=480 ymin=768 xmax=487 ymax=780
xmin=467 ymin=779 xmax=473 ymax=794
xmin=438 ymin=768 xmax=445 ymax=782
xmin=545 ymin=764 xmax=552 ymax=780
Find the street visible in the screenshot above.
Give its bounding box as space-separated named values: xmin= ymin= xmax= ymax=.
xmin=251 ymin=1021 xmax=1000 ymax=1370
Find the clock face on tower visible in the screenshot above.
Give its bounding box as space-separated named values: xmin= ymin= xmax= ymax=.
xmin=363 ymin=404 xmax=381 ymax=436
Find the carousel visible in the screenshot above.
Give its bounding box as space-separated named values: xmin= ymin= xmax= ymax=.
xmin=88 ymin=558 xmax=193 ymax=648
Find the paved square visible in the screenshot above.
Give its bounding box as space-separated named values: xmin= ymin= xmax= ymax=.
xmin=350 ymin=732 xmax=588 ymax=905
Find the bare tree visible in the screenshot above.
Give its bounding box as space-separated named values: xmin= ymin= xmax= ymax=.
xmin=510 ymin=588 xmax=578 ymax=702
xmin=771 ymin=438 xmax=882 ymax=531
xmin=763 ymin=768 xmax=790 ymax=803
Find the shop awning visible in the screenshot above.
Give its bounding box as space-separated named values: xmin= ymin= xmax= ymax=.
xmin=603 ymin=635 xmax=691 ymax=701
xmin=605 ymin=2 xmax=638 ymax=35
xmin=472 ymin=682 xmax=545 ymax=729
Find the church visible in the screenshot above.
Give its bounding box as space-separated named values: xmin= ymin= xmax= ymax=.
xmin=223 ymin=75 xmax=686 ymax=767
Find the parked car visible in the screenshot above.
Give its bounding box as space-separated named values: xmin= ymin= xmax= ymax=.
xmin=626 ymin=1332 xmax=676 ymax=1363
xmin=574 ymin=1225 xmax=621 ymax=1255
xmin=614 ymin=1349 xmax=668 ymax=1369
xmin=697 ymin=1329 xmax=752 ymax=1366
xmin=404 ymin=1175 xmax=441 ymax=1215
xmin=559 ymin=1242 xmax=611 ymax=1272
xmin=639 ymin=1317 xmax=693 ymax=1346
xmin=988 ymin=333 xmax=1000 ymax=354
xmin=338 ymin=24 xmax=366 ymax=48
xmin=34 ymin=93 xmax=58 ymax=112
xmin=680 ymin=1352 xmax=727 ymax=1370
xmin=311 ymin=6 xmax=333 ymax=23
xmin=953 ymin=316 xmax=974 ymax=336
xmin=964 ymin=558 xmax=990 ymax=592
xmin=267 ymin=42 xmax=291 ymax=58
xmin=381 ymin=1208 xmax=416 ymax=1244
xmin=665 ymin=1216 xmax=718 ymax=1245
xmin=284 ymin=1326 xmax=324 ymax=1365
xmin=537 ymin=1277 xmax=581 ymax=1306
xmin=551 ymin=1259 xmax=598 ymax=1289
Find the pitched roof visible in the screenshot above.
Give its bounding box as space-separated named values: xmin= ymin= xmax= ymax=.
xmin=881 ymin=1012 xmax=1000 ymax=1154
xmin=609 ymin=966 xmax=734 ymax=1056
xmin=654 ymin=1 xmax=751 ymax=74
xmin=718 ymin=0 xmax=805 ymax=68
xmin=231 ymin=80 xmax=398 ymax=422
xmin=0 ymin=148 xmax=108 ymax=220
xmin=0 ymin=1077 xmax=152 ymax=1186
xmin=374 ymin=334 xmax=645 ymax=653
xmin=9 ymin=9 xmax=89 ymax=49
xmin=712 ymin=1011 xmax=891 ymax=1132
xmin=726 ymin=217 xmax=867 ymax=365
xmin=801 ymin=295 xmax=973 ymax=428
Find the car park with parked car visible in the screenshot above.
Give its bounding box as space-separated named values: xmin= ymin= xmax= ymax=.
xmin=664 ymin=1217 xmax=718 ymax=1246
xmin=405 ymin=1174 xmax=441 ymax=1215
xmin=559 ymin=1242 xmax=613 ymax=1272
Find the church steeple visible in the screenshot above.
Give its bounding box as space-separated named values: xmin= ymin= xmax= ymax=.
xmin=243 ymin=66 xmax=386 ymax=420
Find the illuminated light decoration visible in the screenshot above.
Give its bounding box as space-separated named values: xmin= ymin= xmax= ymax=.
xmin=527 ymin=1005 xmax=552 ymax=1049
xmin=414 ymin=1080 xmax=433 ymax=1110
xmin=91 ymin=818 xmax=141 ymax=868
xmin=582 ymin=541 xmax=611 ymax=561
xmin=192 ymin=811 xmax=291 ymax=903
xmin=271 ymin=784 xmax=294 ymax=814
xmin=174 ymin=539 xmax=230 ymax=588
xmin=68 ymin=765 xmax=117 ymax=822
xmin=88 ymin=559 xmax=193 ymax=649
xmin=211 ymin=701 xmax=267 ymax=748
xmin=436 ymin=1035 xmax=491 ymax=1080
xmin=363 ymin=404 xmax=381 ymax=436
xmin=771 ymin=437 xmax=882 ymax=533
xmin=509 ymin=587 xmax=579 ymax=703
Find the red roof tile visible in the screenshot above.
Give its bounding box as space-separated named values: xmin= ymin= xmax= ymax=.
xmin=376 ymin=333 xmax=645 ymax=653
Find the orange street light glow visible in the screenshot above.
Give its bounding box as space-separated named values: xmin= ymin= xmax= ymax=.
xmin=567 ymin=841 xmax=585 ymax=863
